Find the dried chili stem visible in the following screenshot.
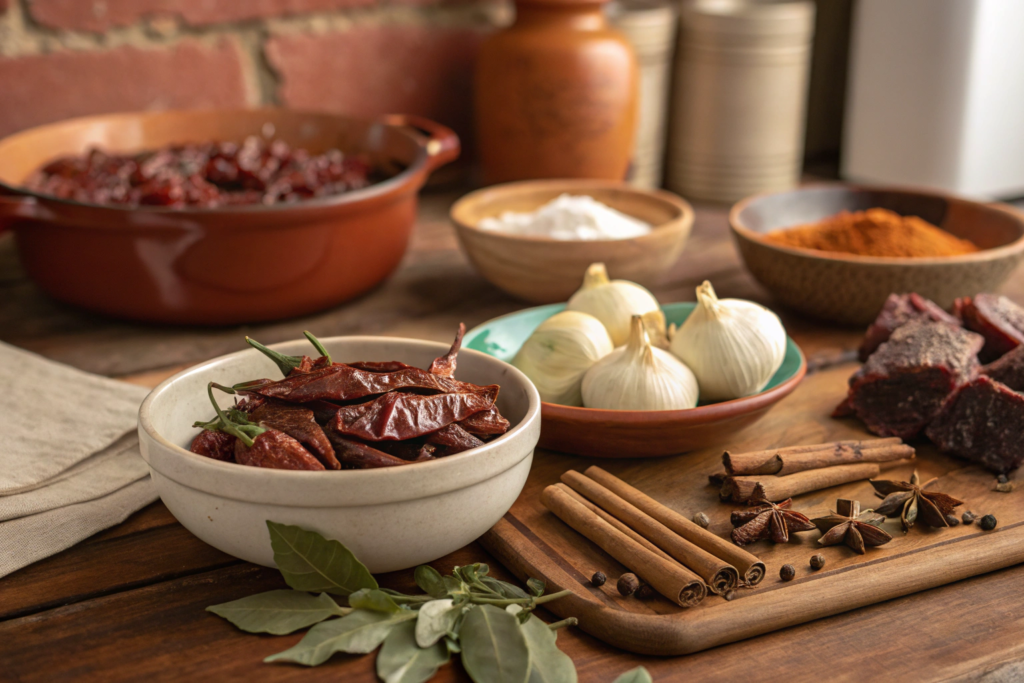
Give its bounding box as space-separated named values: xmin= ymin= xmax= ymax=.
xmin=303 ymin=331 xmax=332 ymax=364
xmin=197 ymin=382 xmax=266 ymax=448
xmin=246 ymin=336 xmax=305 ymax=376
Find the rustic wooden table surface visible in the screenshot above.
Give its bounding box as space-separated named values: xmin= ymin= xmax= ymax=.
xmin=2 ymin=191 xmax=1023 ymax=683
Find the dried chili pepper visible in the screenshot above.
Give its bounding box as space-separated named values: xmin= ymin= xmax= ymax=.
xmin=348 ymin=361 xmax=417 ymax=373
xmin=248 ymin=401 xmax=340 ymax=469
xmin=458 ymin=406 xmax=511 ymax=436
xmin=330 ymin=387 xmax=498 ymax=442
xmin=190 ymin=429 xmax=236 ymax=462
xmin=426 ymin=423 xmax=485 ymax=455
xmin=236 ymin=428 xmax=326 ymax=471
xmin=326 ymin=433 xmax=419 ymax=469
xmin=429 ymin=323 xmax=465 ymax=377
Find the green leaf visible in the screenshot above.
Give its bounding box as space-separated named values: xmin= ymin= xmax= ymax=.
xmin=414 ymin=565 xmax=449 ymax=598
xmin=460 ymin=604 xmax=531 ymax=683
xmin=416 ymin=599 xmax=461 ymax=648
xmin=526 ymin=578 xmax=546 ymax=598
xmin=349 ymin=588 xmax=402 ymax=613
xmin=521 ymin=615 xmax=577 ymax=683
xmin=612 ymin=667 xmax=653 ymax=683
xmin=376 ymin=619 xmax=450 ymax=683
xmin=445 ymin=636 xmax=461 ymax=654
xmin=265 ymin=609 xmax=416 ymax=666
xmin=266 ymin=521 xmax=377 ymax=597
xmin=206 ymin=590 xmax=347 ymax=635
xmin=480 ymin=576 xmax=530 ymax=600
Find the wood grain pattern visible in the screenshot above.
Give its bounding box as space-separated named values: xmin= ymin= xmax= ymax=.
xmin=482 ymin=363 xmax=1024 ymax=655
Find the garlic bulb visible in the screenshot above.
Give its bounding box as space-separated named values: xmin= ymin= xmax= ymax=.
xmin=512 ymin=310 xmax=614 ymax=406
xmin=670 ymin=281 xmax=787 ymax=401
xmin=567 ymin=263 xmax=660 ymax=346
xmin=582 ymin=315 xmax=699 ymax=411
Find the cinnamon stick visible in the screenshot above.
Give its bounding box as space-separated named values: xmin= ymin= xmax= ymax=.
xmin=561 ymin=471 xmax=739 ymax=596
xmin=583 ymin=466 xmax=766 ymax=586
xmin=556 ymin=484 xmax=677 ymax=565
xmin=541 ymin=485 xmax=707 ymax=607
xmin=723 ymin=438 xmax=913 ymax=476
xmin=720 ymin=462 xmax=897 ymax=503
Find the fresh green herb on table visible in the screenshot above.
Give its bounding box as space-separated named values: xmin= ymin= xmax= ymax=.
xmin=207 ymin=521 xmax=578 ymax=683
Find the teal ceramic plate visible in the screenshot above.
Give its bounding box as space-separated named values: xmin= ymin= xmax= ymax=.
xmin=466 ymin=302 xmax=806 ymax=458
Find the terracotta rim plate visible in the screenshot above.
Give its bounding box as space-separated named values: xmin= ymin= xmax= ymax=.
xmin=466 ymin=302 xmax=806 ymax=458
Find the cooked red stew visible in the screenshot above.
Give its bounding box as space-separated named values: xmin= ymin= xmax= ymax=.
xmin=23 ymin=137 xmax=377 ymax=208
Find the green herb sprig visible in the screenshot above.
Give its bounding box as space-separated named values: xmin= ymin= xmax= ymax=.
xmin=207 ymin=521 xmax=578 ymax=683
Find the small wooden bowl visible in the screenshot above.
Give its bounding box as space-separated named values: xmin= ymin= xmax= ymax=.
xmin=730 ymin=184 xmax=1024 ymax=325
xmin=451 ymin=179 xmax=694 ymax=303
xmin=466 ymin=302 xmax=806 ymax=458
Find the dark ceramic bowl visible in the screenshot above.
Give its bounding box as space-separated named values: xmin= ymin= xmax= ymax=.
xmin=730 ymin=184 xmax=1024 ymax=325
xmin=0 ymin=109 xmax=459 ymax=324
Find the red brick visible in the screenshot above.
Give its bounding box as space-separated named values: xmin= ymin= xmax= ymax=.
xmin=266 ymin=24 xmax=485 ymax=145
xmin=0 ymin=40 xmax=248 ymax=139
xmin=29 ymin=0 xmax=370 ymax=33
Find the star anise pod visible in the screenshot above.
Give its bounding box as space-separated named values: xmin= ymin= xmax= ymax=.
xmin=730 ymin=483 xmax=816 ymax=545
xmin=812 ymin=499 xmax=892 ymax=554
xmin=871 ymin=470 xmax=964 ymax=532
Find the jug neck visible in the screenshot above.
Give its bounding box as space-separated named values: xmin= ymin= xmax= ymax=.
xmin=513 ymin=0 xmax=609 ymax=30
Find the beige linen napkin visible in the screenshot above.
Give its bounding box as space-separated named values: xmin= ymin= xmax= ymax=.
xmin=0 ymin=342 xmax=158 ymax=578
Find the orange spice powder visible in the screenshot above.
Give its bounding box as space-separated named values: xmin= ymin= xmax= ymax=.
xmin=765 ymin=208 xmax=979 ymax=258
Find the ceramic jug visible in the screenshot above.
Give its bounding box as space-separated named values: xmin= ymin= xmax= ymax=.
xmin=475 ymin=0 xmax=639 ymax=184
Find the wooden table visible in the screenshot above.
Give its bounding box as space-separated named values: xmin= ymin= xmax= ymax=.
xmin=3 ymin=192 xmax=1024 ymax=682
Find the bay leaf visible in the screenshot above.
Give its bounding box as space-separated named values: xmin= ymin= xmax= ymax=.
xmin=265 ymin=609 xmax=416 ymax=666
xmin=521 ymin=615 xmax=577 ymax=683
xmin=480 ymin=576 xmax=530 ymax=600
xmin=415 ymin=599 xmax=461 ymax=648
xmin=266 ymin=521 xmax=377 ymax=596
xmin=414 ymin=565 xmax=449 ymax=598
xmin=206 ymin=590 xmax=347 ymax=635
xmin=460 ymin=604 xmax=531 ymax=683
xmin=349 ymin=588 xmax=402 ymax=613
xmin=376 ymin=619 xmax=450 ymax=683
xmin=612 ymin=667 xmax=653 ymax=683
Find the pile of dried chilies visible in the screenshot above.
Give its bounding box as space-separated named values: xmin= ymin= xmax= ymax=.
xmin=189 ymin=325 xmax=511 ymax=470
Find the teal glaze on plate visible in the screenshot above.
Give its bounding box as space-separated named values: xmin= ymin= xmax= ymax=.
xmin=466 ymin=302 xmax=803 ymax=396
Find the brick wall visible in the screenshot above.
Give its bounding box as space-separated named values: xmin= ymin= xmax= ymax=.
xmin=0 ymin=0 xmax=498 ymax=141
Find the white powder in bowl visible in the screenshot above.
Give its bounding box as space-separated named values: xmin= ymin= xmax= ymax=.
xmin=478 ymin=194 xmax=653 ymax=240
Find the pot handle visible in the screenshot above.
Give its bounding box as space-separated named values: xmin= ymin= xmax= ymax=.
xmin=0 ymin=192 xmax=37 ymax=234
xmin=382 ymin=114 xmax=461 ymax=173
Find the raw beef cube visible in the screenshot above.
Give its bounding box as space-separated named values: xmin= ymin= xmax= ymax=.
xmin=982 ymin=344 xmax=1024 ymax=392
xmin=859 ymin=293 xmax=960 ymax=361
xmin=957 ymin=293 xmax=1024 ymax=362
xmin=836 ymin=320 xmax=983 ymax=439
xmin=926 ymin=376 xmax=1024 ymax=474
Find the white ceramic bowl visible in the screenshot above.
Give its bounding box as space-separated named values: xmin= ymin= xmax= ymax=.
xmin=138 ymin=336 xmax=541 ymax=573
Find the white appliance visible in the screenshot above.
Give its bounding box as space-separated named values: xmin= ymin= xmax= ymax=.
xmin=842 ymin=0 xmax=1024 ymax=198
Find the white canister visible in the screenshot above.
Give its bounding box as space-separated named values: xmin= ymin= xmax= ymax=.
xmin=666 ymin=0 xmax=815 ymax=203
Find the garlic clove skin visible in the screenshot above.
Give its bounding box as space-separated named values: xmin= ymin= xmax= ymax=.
xmin=512 ymin=310 xmax=614 ymax=406
xmin=582 ymin=315 xmax=699 ymax=411
xmin=670 ymin=281 xmax=787 ymax=402
xmin=567 ymin=262 xmax=661 ymax=347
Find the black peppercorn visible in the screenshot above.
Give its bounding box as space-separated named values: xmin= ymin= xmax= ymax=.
xmin=780 ymin=564 xmax=796 ymax=582
xmin=945 ymin=513 xmax=960 ymax=527
xmin=692 ymin=512 xmax=710 ymax=529
xmin=617 ymin=573 xmax=639 ymax=597
xmin=590 ymin=571 xmax=607 ymax=587
xmin=962 ymin=511 xmax=976 ymax=525
xmin=980 ymin=514 xmax=998 ymax=531
xmin=635 ymin=584 xmax=656 ymax=600
xmin=809 ymin=554 xmax=826 ymax=570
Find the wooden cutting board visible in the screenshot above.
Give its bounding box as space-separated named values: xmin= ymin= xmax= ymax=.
xmin=481 ymin=363 xmax=1024 ymax=655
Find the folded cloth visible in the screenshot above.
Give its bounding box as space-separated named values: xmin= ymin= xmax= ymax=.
xmin=1 ymin=341 xmax=149 ymax=494
xmin=0 ymin=341 xmax=158 ymax=579
xmin=0 ymin=477 xmax=158 ymax=578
